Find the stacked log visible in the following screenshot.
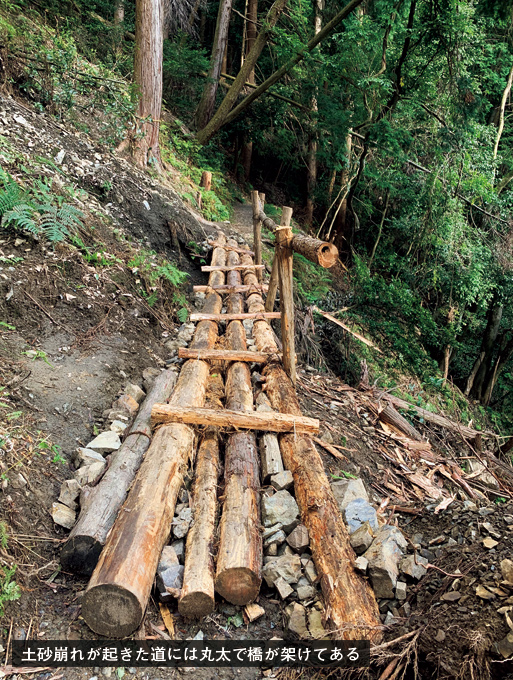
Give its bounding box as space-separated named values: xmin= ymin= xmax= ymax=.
xmin=81 ymin=239 xmax=227 ymax=638
xmin=214 ymin=242 xmax=262 ymax=605
xmin=178 ymin=372 xmax=224 ymax=618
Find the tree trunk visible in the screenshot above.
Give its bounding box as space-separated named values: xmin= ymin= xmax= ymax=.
xmin=291 ymin=234 xmax=338 ymax=268
xmin=276 ymin=210 xmax=296 ymax=385
xmin=178 ymin=372 xmax=224 ymax=618
xmin=132 ymin=0 xmax=163 ymax=168
xmin=263 ymin=363 xmax=382 ymax=641
xmin=305 ymin=0 xmax=323 ymax=226
xmin=215 ymin=244 xmax=262 ymax=605
xmin=196 ymin=0 xmax=289 ymax=144
xmin=493 ymin=61 xmax=513 ymax=160
xmin=467 ymin=297 xmax=503 ymax=400
xmin=195 ymin=0 xmax=233 ymax=130
xmin=114 ymin=0 xmax=124 ymax=24
xmin=241 ymin=0 xmax=258 ymax=180
xmin=482 ymin=333 xmax=513 ymax=406
xmin=60 ymin=368 xmax=179 ymax=576
xmin=198 ymin=0 xmax=365 ymax=144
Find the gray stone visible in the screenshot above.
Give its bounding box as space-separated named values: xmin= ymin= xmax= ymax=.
xmin=171 ymin=540 xmax=185 ymax=563
xmin=286 ymin=524 xmax=309 ymax=552
xmin=173 ymin=507 xmax=193 ymax=539
xmin=110 ymin=420 xmax=127 ymax=434
xmin=262 ymin=554 xmax=302 ymax=586
xmin=400 ymin=554 xmax=429 ymax=580
xmin=263 ymin=523 xmax=283 ymax=538
xmin=142 ymin=367 xmax=161 ymax=391
xmin=384 ymin=611 xmax=398 ymax=626
xmin=58 ymin=479 xmax=81 ymax=509
xmin=308 ymin=608 xmax=328 ymax=640
xmin=349 ymin=522 xmax=374 ymax=554
xmin=344 ymin=498 xmax=378 ymax=534
xmin=363 ymin=526 xmax=407 ymax=599
xmin=463 ymin=500 xmax=478 ymax=512
xmin=285 ymin=602 xmax=308 ymax=638
xmin=501 ymin=559 xmax=513 ymax=584
xmin=52 ymin=502 xmax=76 ymax=529
xmin=497 ymin=632 xmax=513 ymax=659
xmin=11 ymin=473 xmax=27 ymax=489
xmin=157 ymin=564 xmax=184 ymax=602
xmin=124 ymin=383 xmax=146 ymax=404
xmin=86 ymin=431 xmax=121 ymax=454
xmin=275 ymin=577 xmax=294 ymax=599
xmin=331 ymin=478 xmax=369 ymax=512
xmin=304 ymin=560 xmax=318 ymax=584
xmin=158 ymin=546 xmax=179 ymax=573
xmin=73 ymin=447 xmax=105 ymax=468
xmin=74 ymin=460 xmax=106 ymax=486
xmin=266 ymin=543 xmax=278 ymax=557
xmin=264 ymin=530 xmax=287 ymax=547
xmin=297 ymin=584 xmax=316 ymax=601
xmin=262 ymin=490 xmax=299 ymax=532
xmin=355 ymin=556 xmax=368 ymax=574
xmin=395 ymin=581 xmax=407 ymax=601
xmin=271 ymin=470 xmax=294 ymax=491
xmin=278 ymin=544 xmax=295 ymax=557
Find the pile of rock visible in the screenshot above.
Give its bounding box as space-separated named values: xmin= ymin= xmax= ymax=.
xmin=51 ymin=381 xmax=147 ymax=530
xmin=164 ymin=322 xmax=196 ymax=361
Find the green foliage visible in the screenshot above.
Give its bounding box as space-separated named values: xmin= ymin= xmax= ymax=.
xmin=199 ymin=188 xmax=230 ymax=221
xmin=0 ymin=565 xmax=21 ymax=617
xmin=293 ymin=254 xmax=332 ymax=305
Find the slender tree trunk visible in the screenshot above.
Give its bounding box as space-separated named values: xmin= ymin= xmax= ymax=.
xmin=132 ymin=0 xmax=163 ymax=168
xmin=467 ymin=296 xmax=503 ymax=400
xmin=196 ymin=0 xmax=289 ymax=145
xmin=305 ymin=0 xmax=323 ymax=226
xmin=197 ymin=0 xmax=365 ymax=144
xmin=493 ymin=61 xmax=513 ymax=160
xmin=195 ymin=0 xmax=233 ymax=130
xmin=482 ymin=334 xmax=513 ymax=406
xmin=333 ymin=132 xmax=353 ymax=252
xmin=114 ymin=0 xmax=125 ymax=24
xmin=241 ymin=0 xmax=258 ymax=181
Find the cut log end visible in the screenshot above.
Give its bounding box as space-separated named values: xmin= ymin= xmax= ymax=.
xmin=178 ymin=591 xmax=215 ymax=618
xmin=60 ymin=536 xmax=102 ymax=576
xmin=215 ymin=568 xmax=261 ymax=606
xmin=318 ymin=242 xmax=339 ymax=268
xmin=82 ymin=583 xmax=143 ymax=638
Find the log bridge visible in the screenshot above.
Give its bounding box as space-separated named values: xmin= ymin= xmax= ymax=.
xmin=70 ymin=198 xmax=381 ymax=643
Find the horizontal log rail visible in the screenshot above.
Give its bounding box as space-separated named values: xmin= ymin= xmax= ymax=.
xmin=193 ymin=284 xmax=269 ymax=293
xmin=201 ymin=264 xmax=265 ymax=272
xmin=151 ymin=405 xmax=320 ymax=434
xmin=178 ymin=348 xmax=278 ymax=363
xmin=208 ymin=241 xmax=255 ymax=256
xmin=190 ymin=312 xmax=281 ymax=322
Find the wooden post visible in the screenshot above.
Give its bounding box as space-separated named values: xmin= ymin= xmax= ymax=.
xmin=200 ymin=171 xmax=212 ymax=191
xmin=275 ymin=206 xmax=296 ymax=385
xmin=265 ymin=207 xmax=292 ymax=313
xmin=251 ymin=190 xmax=262 ymax=283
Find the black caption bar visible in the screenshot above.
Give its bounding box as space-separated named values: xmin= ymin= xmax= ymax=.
xmin=12 ymin=640 xmax=370 ymax=668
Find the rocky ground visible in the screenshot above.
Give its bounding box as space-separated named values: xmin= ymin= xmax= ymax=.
xmin=1 ymin=89 xmax=513 ymax=680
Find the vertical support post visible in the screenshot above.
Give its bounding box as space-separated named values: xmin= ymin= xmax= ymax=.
xmin=201 ymin=171 xmax=212 ymax=191
xmin=275 ymin=206 xmax=296 ymax=385
xmin=265 ymin=207 xmax=291 ymax=313
xmin=251 ymin=190 xmax=262 ymax=283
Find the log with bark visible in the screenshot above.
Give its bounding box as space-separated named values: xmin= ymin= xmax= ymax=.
xmin=178 ymin=372 xmax=224 ymax=618
xmin=190 ymin=312 xmax=281 ymax=322
xmin=81 ymin=249 xmax=226 ymax=637
xmin=214 ymin=247 xmax=262 ymax=605
xmin=150 ymin=404 xmax=320 ymax=434
xmin=193 ymin=284 xmax=268 ymax=293
xmin=291 ymin=234 xmax=338 ymax=268
xmin=263 ymin=363 xmax=382 ymax=642
xmin=178 ymin=348 xmax=276 ymax=363
xmin=376 ymin=404 xmax=427 ymax=444
xmin=60 ymin=368 xmax=179 ymax=576
xmin=201 ymin=264 xmax=265 ymax=272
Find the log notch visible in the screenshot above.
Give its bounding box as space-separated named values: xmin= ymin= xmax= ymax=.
xmin=60 ymin=368 xmax=179 ymax=576
xmin=263 ymin=363 xmax=382 ymax=642
xmin=251 ymin=190 xmax=263 ymax=283
xmin=275 ymin=207 xmax=296 ymax=385
xmin=81 ymin=244 xmax=226 ymax=638
xmin=215 ymin=241 xmax=262 ymax=605
xmin=178 ymin=371 xmax=224 ymax=618
xmin=291 ymin=234 xmax=338 ymax=268
xmin=264 ymin=207 xmax=292 ymax=313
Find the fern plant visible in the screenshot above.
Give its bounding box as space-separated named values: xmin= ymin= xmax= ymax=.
xmin=0 ymin=176 xmax=24 ymax=218
xmin=38 ymin=204 xmax=83 ymax=242
xmin=2 ymin=204 xmax=39 ymax=235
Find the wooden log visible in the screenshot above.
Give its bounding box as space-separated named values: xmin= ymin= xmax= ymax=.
xmin=291 ymin=234 xmax=338 ymax=268
xmin=201 ymin=264 xmax=265 ymax=272
xmin=193 ymin=284 xmax=268 ymax=293
xmin=256 ymin=393 xmax=284 ymax=482
xmin=265 ymin=208 xmax=292 ymax=313
xmin=263 ymin=363 xmax=382 ymax=642
xmin=208 ymin=242 xmax=254 ymax=256
xmin=178 ymin=372 xmax=224 ymax=618
xmin=376 ymin=391 xmax=483 ymax=439
xmin=178 ymin=348 xmax=276 ymax=363
xmin=214 ymin=269 xmax=262 ymax=605
xmin=150 ymin=405 xmax=320 ymax=434
xmin=81 ymin=244 xmax=227 ymax=638
xmin=200 ymin=170 xmax=212 ymax=191
xmin=252 ymin=190 xmax=263 ymax=283
xmin=60 ymin=368 xmax=179 ymax=576
xmin=276 ymin=207 xmax=296 ymax=385
xmin=377 ymin=403 xmax=426 ymax=443
xmin=190 ymin=312 xmax=281 ymax=322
